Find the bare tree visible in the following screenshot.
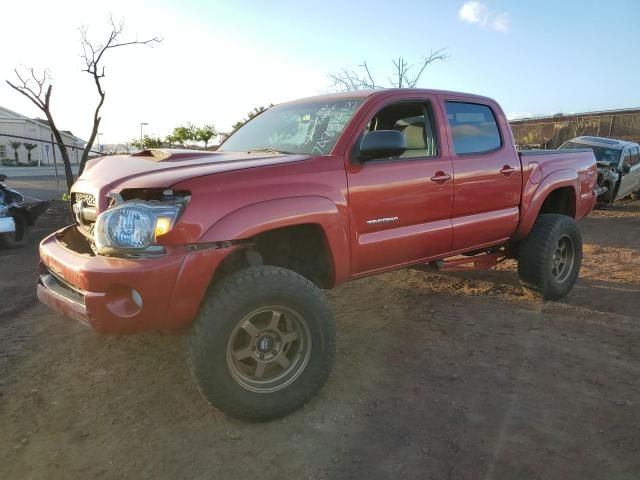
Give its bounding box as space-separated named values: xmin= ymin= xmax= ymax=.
xmin=6 ymin=69 xmax=76 ymax=185
xmin=6 ymin=17 xmax=161 ymax=190
xmin=329 ymin=49 xmax=448 ymax=91
xmin=79 ymin=17 xmax=161 ymax=174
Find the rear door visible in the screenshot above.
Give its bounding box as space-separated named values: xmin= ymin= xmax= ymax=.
xmin=617 ymin=146 xmax=640 ymax=199
xmin=441 ymin=99 xmax=522 ymax=251
xmin=345 ymin=97 xmax=454 ymax=275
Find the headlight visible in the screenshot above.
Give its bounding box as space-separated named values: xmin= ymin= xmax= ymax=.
xmin=94 ymin=200 xmax=183 ymax=255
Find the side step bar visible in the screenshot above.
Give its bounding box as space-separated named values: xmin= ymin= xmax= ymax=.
xmin=428 ymin=249 xmax=510 ymax=273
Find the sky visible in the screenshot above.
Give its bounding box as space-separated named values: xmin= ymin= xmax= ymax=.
xmin=1 ymin=0 xmax=638 ymax=144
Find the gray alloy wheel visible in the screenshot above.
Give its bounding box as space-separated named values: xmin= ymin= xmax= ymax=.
xmin=188 ymin=265 xmax=336 ymax=421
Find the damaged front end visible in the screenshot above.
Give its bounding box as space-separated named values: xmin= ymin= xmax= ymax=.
xmin=595 ymin=160 xmax=619 ymax=203
xmin=68 ymin=187 xmax=190 ymax=257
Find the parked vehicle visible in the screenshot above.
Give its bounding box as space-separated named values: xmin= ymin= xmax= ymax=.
xmin=559 ymin=136 xmax=640 ymax=203
xmin=37 ymin=89 xmax=598 ymax=420
xmin=0 ymin=174 xmax=48 ymax=248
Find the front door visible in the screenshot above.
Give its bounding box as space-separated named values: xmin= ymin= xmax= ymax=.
xmin=617 ymin=146 xmax=640 ymax=199
xmin=346 ymin=99 xmax=454 ymax=275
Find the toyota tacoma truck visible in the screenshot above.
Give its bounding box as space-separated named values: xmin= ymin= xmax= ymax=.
xmin=38 ymin=89 xmax=598 ymax=421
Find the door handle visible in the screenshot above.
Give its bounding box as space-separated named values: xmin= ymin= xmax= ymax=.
xmin=500 ymin=165 xmax=517 ymax=176
xmin=430 ymin=172 xmax=451 ymax=183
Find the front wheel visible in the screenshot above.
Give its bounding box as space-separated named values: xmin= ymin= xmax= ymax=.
xmin=517 ymin=214 xmax=582 ymax=300
xmin=187 ymin=266 xmax=336 ymax=421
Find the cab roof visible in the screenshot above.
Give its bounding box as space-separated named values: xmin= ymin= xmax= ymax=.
xmin=284 ymin=88 xmax=495 ymax=105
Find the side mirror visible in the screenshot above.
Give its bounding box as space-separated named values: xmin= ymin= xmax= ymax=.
xmin=622 ymin=164 xmax=631 ymax=175
xmin=359 ymin=130 xmax=406 ymax=161
xmin=0 ymin=174 xmax=6 ymax=182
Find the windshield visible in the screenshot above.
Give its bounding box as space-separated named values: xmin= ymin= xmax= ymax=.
xmin=219 ymin=99 xmax=362 ymax=155
xmin=560 ymin=141 xmax=622 ymax=164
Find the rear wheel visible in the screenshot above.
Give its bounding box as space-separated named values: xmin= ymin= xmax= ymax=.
xmin=0 ymin=214 xmax=28 ymax=248
xmin=187 ymin=265 xmax=336 ymax=421
xmin=517 ymin=214 xmax=582 ymax=300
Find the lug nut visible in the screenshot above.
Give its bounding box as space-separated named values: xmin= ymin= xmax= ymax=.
xmin=260 ymin=354 xmax=264 ymax=359
xmin=252 ymin=346 xmax=256 ymax=351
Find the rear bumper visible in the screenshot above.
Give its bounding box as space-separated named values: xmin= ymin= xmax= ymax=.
xmin=38 ymin=225 xmax=235 ymax=334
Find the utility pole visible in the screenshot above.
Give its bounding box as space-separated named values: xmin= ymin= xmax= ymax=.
xmin=50 ymin=133 xmax=59 ymax=194
xmin=140 ymin=122 xmax=148 ymax=144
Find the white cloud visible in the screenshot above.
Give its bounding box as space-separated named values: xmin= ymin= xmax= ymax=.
xmin=459 ymin=1 xmax=488 ymax=24
xmin=491 ymin=12 xmax=511 ymax=33
xmin=458 ymin=1 xmax=510 ymax=33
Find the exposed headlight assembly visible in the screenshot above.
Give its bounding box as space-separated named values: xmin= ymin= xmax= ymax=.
xmin=94 ymin=199 xmax=185 ymax=255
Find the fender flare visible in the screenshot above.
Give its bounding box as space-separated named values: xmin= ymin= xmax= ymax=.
xmin=200 ymin=196 xmax=350 ymax=285
xmin=513 ymin=169 xmax=579 ymax=240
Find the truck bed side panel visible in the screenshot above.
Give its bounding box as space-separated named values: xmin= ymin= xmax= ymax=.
xmin=514 ymin=150 xmax=597 ymax=240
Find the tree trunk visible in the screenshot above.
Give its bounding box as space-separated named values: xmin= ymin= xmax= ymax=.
xmin=47 ymin=119 xmax=74 ymax=190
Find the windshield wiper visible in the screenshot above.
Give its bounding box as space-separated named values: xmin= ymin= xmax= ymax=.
xmin=247 ymin=148 xmax=292 ymax=155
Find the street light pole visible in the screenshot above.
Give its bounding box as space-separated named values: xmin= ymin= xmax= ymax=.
xmin=140 ymin=122 xmax=148 ymax=144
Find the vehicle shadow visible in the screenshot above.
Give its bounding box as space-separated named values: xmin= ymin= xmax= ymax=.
xmin=579 ymin=215 xmax=640 ymax=250
xmin=563 ymin=278 xmax=640 ymax=319
xmin=420 ymin=263 xmax=639 ymax=320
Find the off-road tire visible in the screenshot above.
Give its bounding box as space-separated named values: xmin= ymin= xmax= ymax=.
xmin=187 ymin=266 xmax=336 ymax=421
xmin=0 ymin=214 xmax=28 ymax=248
xmin=517 ymin=214 xmax=582 ymax=301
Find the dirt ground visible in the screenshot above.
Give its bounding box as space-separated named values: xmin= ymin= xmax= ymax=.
xmin=1 ymin=200 xmax=639 ymax=480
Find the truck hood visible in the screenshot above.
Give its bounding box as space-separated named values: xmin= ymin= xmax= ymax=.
xmin=74 ymin=149 xmax=311 ymax=195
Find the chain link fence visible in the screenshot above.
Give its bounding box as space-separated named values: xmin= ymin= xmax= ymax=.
xmin=509 ymin=109 xmax=640 ymax=150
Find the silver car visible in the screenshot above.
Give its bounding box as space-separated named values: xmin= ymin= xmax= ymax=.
xmin=559 ymin=136 xmax=640 ymax=203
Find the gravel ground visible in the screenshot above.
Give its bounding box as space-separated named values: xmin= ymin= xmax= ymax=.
xmin=0 ymin=200 xmax=638 ymax=480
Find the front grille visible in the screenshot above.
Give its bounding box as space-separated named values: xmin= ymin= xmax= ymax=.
xmin=73 ymin=192 xmax=96 ymax=207
xmin=71 ymin=192 xmax=97 ymax=238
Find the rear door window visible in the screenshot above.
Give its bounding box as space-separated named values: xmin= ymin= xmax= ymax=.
xmin=445 ymin=102 xmax=502 ymax=155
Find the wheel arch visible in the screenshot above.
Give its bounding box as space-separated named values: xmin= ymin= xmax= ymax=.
xmin=513 ymin=170 xmax=580 ymax=241
xmin=200 ymin=196 xmax=350 ymax=288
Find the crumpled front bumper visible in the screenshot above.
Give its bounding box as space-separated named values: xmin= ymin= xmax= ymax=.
xmin=38 ymin=225 xmax=236 ymax=334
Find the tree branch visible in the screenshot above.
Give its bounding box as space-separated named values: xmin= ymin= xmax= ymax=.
xmin=78 ymin=16 xmax=162 ymax=174
xmin=328 ymin=49 xmax=448 ymax=92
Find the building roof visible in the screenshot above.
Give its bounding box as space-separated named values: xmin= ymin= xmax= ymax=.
xmin=0 ymin=105 xmax=86 ymax=144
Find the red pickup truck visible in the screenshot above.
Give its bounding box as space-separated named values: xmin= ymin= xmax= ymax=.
xmin=38 ymin=89 xmax=597 ymax=420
